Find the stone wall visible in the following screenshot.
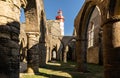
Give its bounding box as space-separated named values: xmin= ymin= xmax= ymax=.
xmin=74 ymin=0 xmax=108 ymax=72
xmin=59 ymin=36 xmax=75 ymax=62
xmin=86 ymin=6 xmax=102 ymax=64
xmin=67 ymin=39 xmax=76 ymax=61
xmin=0 ymin=0 xmax=26 ymax=78
xmin=19 ymin=0 xmax=47 ymax=72
xmin=19 ymin=23 xmax=27 ymax=62
xmin=87 ymin=47 xmax=99 ymax=64
xmin=75 ymin=0 xmax=120 ymax=77
xmin=26 ymin=32 xmax=40 ymax=73
xmin=46 ymin=20 xmax=61 ymax=61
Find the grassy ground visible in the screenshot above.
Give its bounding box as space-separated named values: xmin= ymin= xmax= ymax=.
xmin=20 ymin=61 xmax=103 ymax=78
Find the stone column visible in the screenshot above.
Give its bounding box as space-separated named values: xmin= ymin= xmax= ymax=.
xmin=39 ymin=42 xmax=47 ymax=67
xmin=47 ymin=35 xmax=52 ymax=62
xmin=26 ymin=32 xmax=40 ymax=74
xmin=63 ymin=45 xmax=68 ymax=63
xmin=103 ymin=0 xmax=120 ymax=78
xmin=98 ymin=28 xmax=103 ymax=65
xmin=76 ymin=38 xmax=87 ymax=72
xmin=0 ymin=0 xmax=23 ymax=78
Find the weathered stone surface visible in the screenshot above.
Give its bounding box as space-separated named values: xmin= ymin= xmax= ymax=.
xmin=75 ymin=0 xmax=120 ymax=77
xmin=112 ymin=22 xmax=120 ymax=47
xmin=46 ymin=20 xmax=61 ymax=61
xmin=26 ymin=33 xmax=40 ymax=73
xmin=0 ymin=1 xmax=21 ymax=24
xmin=74 ymin=0 xmax=106 ymax=72
xmin=59 ymin=36 xmax=76 ymax=62
xmin=87 ymin=47 xmax=99 ymax=64
xmin=0 ymin=0 xmax=47 ymax=77
xmin=0 ymin=23 xmax=20 ymax=78
xmin=39 ymin=43 xmax=47 ymax=67
xmin=46 ymin=20 xmax=76 ymax=62
xmin=0 ymin=0 xmax=27 ymax=78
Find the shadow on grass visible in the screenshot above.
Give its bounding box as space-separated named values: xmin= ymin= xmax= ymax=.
xmin=38 ymin=61 xmax=103 ymax=78
xmin=35 ymin=72 xmax=71 ymax=78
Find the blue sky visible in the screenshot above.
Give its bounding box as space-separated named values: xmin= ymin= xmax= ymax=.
xmin=44 ymin=0 xmax=85 ymax=36
xmin=20 ymin=0 xmax=85 ymax=36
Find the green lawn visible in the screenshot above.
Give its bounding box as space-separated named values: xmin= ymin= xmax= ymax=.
xmin=20 ymin=61 xmax=103 ymax=78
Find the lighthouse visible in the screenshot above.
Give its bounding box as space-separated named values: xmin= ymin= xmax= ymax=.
xmin=56 ymin=10 xmax=64 ymax=36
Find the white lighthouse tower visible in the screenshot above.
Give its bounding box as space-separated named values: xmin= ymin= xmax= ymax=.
xmin=56 ymin=10 xmax=64 ymax=36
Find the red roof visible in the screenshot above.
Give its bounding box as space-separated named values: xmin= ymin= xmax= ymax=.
xmin=56 ymin=15 xmax=64 ymax=20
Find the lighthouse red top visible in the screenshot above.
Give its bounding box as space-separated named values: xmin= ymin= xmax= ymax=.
xmin=56 ymin=10 xmax=64 ymax=22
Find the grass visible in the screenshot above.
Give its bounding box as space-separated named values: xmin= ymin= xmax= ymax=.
xmin=20 ymin=61 xmax=103 ymax=78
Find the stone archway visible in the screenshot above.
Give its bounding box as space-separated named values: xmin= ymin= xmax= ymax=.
xmin=51 ymin=47 xmax=57 ymax=61
xmin=24 ymin=0 xmax=40 ymax=73
xmin=67 ymin=38 xmax=76 ymax=61
xmin=67 ymin=45 xmax=73 ymax=61
xmin=24 ymin=0 xmax=47 ymax=73
xmin=75 ymin=0 xmax=120 ymax=77
xmin=74 ymin=0 xmax=109 ymax=72
xmin=59 ymin=36 xmax=76 ymax=63
xmin=86 ymin=6 xmax=103 ymax=64
xmin=75 ymin=3 xmax=98 ymax=72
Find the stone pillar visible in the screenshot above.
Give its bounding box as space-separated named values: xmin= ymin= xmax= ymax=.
xmin=76 ymin=38 xmax=87 ymax=72
xmin=98 ymin=28 xmax=103 ymax=65
xmin=49 ymin=47 xmax=52 ymax=61
xmin=57 ymin=44 xmax=63 ymax=61
xmin=0 ymin=0 xmax=23 ymax=78
xmin=0 ymin=22 xmax=20 ymax=78
xmin=103 ymin=0 xmax=120 ymax=78
xmin=63 ymin=45 xmax=68 ymax=63
xmin=39 ymin=42 xmax=47 ymax=67
xmin=47 ymin=36 xmax=52 ymax=62
xmin=46 ymin=46 xmax=50 ymax=62
xmin=26 ymin=32 xmax=40 ymax=74
xmin=47 ymin=47 xmax=52 ymax=62
xmin=72 ymin=42 xmax=76 ymax=61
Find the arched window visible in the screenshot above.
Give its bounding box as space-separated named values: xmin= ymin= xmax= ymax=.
xmin=88 ymin=22 xmax=94 ymax=48
xmin=20 ymin=8 xmax=26 ymax=23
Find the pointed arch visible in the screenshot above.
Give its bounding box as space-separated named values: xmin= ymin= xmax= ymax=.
xmin=75 ymin=1 xmax=103 ymax=72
